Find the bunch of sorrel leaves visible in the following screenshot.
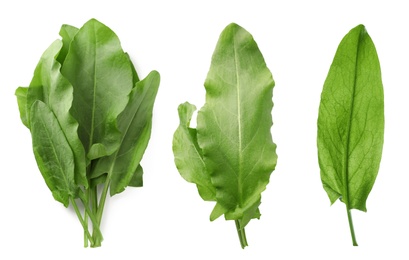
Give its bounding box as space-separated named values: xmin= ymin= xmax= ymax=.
xmin=172 ymin=23 xmax=277 ymax=248
xmin=15 ymin=18 xmax=160 ymax=247
xmin=317 ymin=24 xmax=384 ymax=246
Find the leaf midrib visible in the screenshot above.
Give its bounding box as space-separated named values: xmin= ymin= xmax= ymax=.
xmin=38 ymin=107 xmax=73 ymax=196
xmin=343 ymin=30 xmax=363 ymax=208
xmin=89 ymin=23 xmax=98 ymax=152
xmin=233 ymin=30 xmax=243 ymax=207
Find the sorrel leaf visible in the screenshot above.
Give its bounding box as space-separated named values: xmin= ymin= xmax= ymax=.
xmin=57 ymin=24 xmax=79 ymax=65
xmin=91 ymin=70 xmax=160 ymax=196
xmin=15 ymin=86 xmax=29 ymax=127
xmin=61 ymin=18 xmax=133 ymax=160
xmin=30 ymin=100 xmax=77 ymax=207
xmin=317 ymin=24 xmax=384 ymax=246
xmin=173 ymin=102 xmax=216 ymax=201
xmin=16 ymin=18 xmax=159 ymax=247
xmin=173 ymin=23 xmax=277 ymax=248
xmin=25 ymin=40 xmax=87 ymax=188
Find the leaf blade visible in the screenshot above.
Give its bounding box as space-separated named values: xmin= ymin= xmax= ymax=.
xmin=30 ymin=101 xmax=77 ymax=207
xmin=317 ymin=24 xmax=384 ymax=212
xmin=197 ymin=23 xmax=277 ymax=224
xmin=91 ymin=70 xmax=160 ymax=196
xmin=61 ymin=18 xmax=133 ymax=160
xmin=173 ymin=102 xmax=216 ymax=201
xmin=25 ymin=40 xmax=87 ymax=188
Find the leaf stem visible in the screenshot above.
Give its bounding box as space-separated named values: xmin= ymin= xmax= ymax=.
xmin=235 ymin=219 xmax=248 ymax=249
xmin=346 ymin=206 xmax=358 ymax=246
xmin=70 ymin=197 xmax=94 ymax=247
xmin=95 ymin=173 xmax=112 ymax=226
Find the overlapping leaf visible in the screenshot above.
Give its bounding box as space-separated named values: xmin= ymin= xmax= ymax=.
xmin=91 ymin=70 xmax=160 ymax=195
xmin=173 ymin=23 xmax=277 ymax=248
xmin=16 ymin=18 xmax=159 ymax=247
xmin=61 ymin=18 xmax=133 ymax=160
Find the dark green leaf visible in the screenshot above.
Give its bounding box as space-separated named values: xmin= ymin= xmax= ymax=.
xmin=61 ymin=18 xmax=134 ymax=160
xmin=128 ymin=165 xmax=143 ymax=187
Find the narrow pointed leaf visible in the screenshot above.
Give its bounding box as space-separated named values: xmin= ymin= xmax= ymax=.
xmin=197 ymin=23 xmax=277 ymax=227
xmin=61 ymin=18 xmax=133 ymax=160
xmin=91 ymin=71 xmax=160 ymax=195
xmin=30 ymin=101 xmax=77 ymax=207
xmin=317 ymin=24 xmax=384 ymax=212
xmin=173 ymin=102 xmax=216 ymax=201
xmin=25 ymin=40 xmax=87 ymax=188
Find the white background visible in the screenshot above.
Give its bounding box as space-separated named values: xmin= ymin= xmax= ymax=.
xmin=1 ymin=0 xmax=408 ymax=259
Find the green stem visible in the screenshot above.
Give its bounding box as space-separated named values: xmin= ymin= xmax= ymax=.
xmin=70 ymin=197 xmax=94 ymax=247
xmin=235 ymin=220 xmax=248 ymax=249
xmin=346 ymin=206 xmax=358 ymax=246
xmin=90 ymin=186 xmax=102 ymax=247
xmin=83 ymin=188 xmax=90 ymax=248
xmin=95 ymin=174 xmax=112 ymax=226
xmin=78 ymin=191 xmax=104 ymax=247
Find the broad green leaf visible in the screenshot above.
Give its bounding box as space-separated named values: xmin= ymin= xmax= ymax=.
xmin=15 ymin=86 xmax=29 ymax=127
xmin=173 ymin=23 xmax=277 ymax=248
xmin=25 ymin=40 xmax=87 ymax=188
xmin=30 ymin=101 xmax=77 ymax=207
xmin=173 ymin=102 xmax=216 ymax=201
xmin=317 ymin=25 xmax=384 ymax=245
xmin=61 ymin=18 xmax=133 ymax=160
xmin=197 ymin=23 xmax=277 ymax=228
xmin=57 ymin=24 xmax=79 ymax=65
xmin=91 ymin=71 xmax=160 ymax=195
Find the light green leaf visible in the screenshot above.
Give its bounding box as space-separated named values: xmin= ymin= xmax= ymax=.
xmin=25 ymin=40 xmax=87 ymax=188
xmin=173 ymin=23 xmax=277 ymax=248
xmin=197 ymin=23 xmax=277 ymax=227
xmin=173 ymin=102 xmax=216 ymax=201
xmin=57 ymin=24 xmax=79 ymax=65
xmin=30 ymin=101 xmax=77 ymax=207
xmin=61 ymin=18 xmax=133 ymax=160
xmin=15 ymin=87 xmax=29 ymax=127
xmin=317 ymin=24 xmax=384 ymax=245
xmin=91 ymin=70 xmax=160 ymax=196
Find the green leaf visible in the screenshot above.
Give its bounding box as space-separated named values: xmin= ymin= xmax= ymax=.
xmin=197 ymin=23 xmax=277 ymax=225
xmin=128 ymin=165 xmax=143 ymax=187
xmin=317 ymin=24 xmax=384 ymax=245
xmin=25 ymin=40 xmax=87 ymax=188
xmin=173 ymin=23 xmax=277 ymax=248
xmin=91 ymin=70 xmax=160 ymax=195
xmin=61 ymin=18 xmax=133 ymax=160
xmin=30 ymin=100 xmax=78 ymax=207
xmin=15 ymin=87 xmax=29 ymax=128
xmin=57 ymin=24 xmax=79 ymax=65
xmin=173 ymin=102 xmax=216 ymax=201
